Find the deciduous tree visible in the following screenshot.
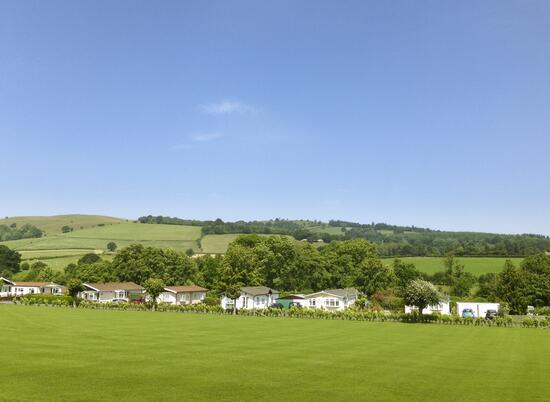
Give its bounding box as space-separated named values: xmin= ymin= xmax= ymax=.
xmin=403 ymin=279 xmax=442 ymax=321
xmin=143 ymin=278 xmax=165 ymax=311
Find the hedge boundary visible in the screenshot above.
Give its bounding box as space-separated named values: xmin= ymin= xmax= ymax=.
xmin=16 ymin=296 xmax=550 ymax=328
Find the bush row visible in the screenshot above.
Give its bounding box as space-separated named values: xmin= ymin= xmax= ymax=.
xmin=236 ymin=308 xmax=531 ymax=327
xmin=78 ymin=300 xmax=226 ymax=314
xmin=16 ymin=298 xmax=550 ymax=328
xmin=19 ymin=294 xmax=72 ymax=306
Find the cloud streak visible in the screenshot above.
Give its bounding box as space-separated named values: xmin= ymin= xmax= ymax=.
xmin=193 ymin=132 xmax=224 ymax=142
xmin=200 ymin=100 xmax=252 ymax=115
xmin=171 ymin=132 xmax=225 ymax=151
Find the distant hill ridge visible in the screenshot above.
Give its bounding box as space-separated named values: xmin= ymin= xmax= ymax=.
xmin=1 ymin=214 xmax=549 ymax=258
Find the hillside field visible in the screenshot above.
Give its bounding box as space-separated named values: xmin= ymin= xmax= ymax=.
xmin=0 ymin=214 xmax=125 ymax=235
xmin=0 ymin=216 xmax=202 ymax=271
xmin=384 ymin=256 xmax=524 ymax=275
xmin=0 ymin=305 xmax=548 ymax=402
xmin=0 ymin=216 xmax=527 ymax=275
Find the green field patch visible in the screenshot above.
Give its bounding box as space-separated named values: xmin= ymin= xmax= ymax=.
xmin=383 ymin=256 xmax=524 ymax=275
xmin=65 ymin=222 xmax=202 ymax=241
xmin=0 ymin=223 xmax=201 ymax=256
xmin=0 ymin=214 xmax=125 ymax=235
xmin=19 ymin=249 xmax=103 ymax=259
xmin=308 ymin=225 xmax=347 ymax=236
xmin=0 ymin=306 xmax=548 ymax=401
xmin=200 ymin=234 xmax=241 ymax=254
xmin=14 ymin=254 xmax=117 ymax=275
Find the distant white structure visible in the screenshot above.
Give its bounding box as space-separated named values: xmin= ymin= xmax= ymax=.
xmin=157 ymin=285 xmax=208 ymax=305
xmin=405 ymin=301 xmax=451 ymax=315
xmin=221 ymin=286 xmax=280 ymax=310
xmin=303 ymin=288 xmax=360 ymax=311
xmin=80 ymin=282 xmax=144 ymax=302
xmin=0 ymin=277 xmax=64 ymax=297
xmin=456 ymin=302 xmax=500 ymax=318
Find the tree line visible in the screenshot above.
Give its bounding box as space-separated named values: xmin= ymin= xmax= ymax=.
xmin=0 ymin=223 xmax=43 ymax=242
xmin=138 ymin=215 xmax=550 ymax=257
xmin=3 ymin=236 xmax=550 ymax=314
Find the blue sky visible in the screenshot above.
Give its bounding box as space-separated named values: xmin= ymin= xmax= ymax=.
xmin=1 ymin=1 xmax=549 ymax=234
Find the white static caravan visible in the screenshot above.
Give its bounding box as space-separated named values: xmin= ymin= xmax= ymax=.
xmin=0 ymin=278 xmax=64 ymax=297
xmin=456 ymin=302 xmax=500 ymax=318
xmin=405 ymin=302 xmax=451 ymax=315
xmin=303 ymin=288 xmax=360 ymax=311
xmin=221 ymin=286 xmax=280 ymax=310
xmin=157 ymin=285 xmax=208 ymax=305
xmin=81 ymin=282 xmax=144 ymax=302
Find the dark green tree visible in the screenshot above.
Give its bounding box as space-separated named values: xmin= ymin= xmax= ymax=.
xmin=78 ymin=253 xmax=101 ymax=265
xmin=66 ymin=278 xmax=84 ymax=308
xmin=393 ymin=259 xmax=420 ymax=290
xmin=143 ymin=278 xmax=165 ymax=311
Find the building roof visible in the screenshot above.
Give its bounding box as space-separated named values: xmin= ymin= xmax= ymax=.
xmin=241 ymin=286 xmax=279 ymax=296
xmin=305 ymin=288 xmax=360 ymax=299
xmin=1 ymin=278 xmax=62 ymax=287
xmin=83 ymin=282 xmax=144 ymax=292
xmin=164 ymin=285 xmax=208 ymax=293
xmin=278 ymin=294 xmax=305 ymax=300
xmin=14 ymin=282 xmax=57 ymax=287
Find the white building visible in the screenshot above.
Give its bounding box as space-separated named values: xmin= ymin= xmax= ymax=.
xmin=157 ymin=285 xmax=208 ymax=305
xmin=221 ymin=286 xmax=280 ymax=310
xmin=80 ymin=282 xmax=144 ymax=302
xmin=405 ymin=302 xmax=451 ymax=315
xmin=456 ymin=302 xmax=500 ymax=318
xmin=0 ymin=277 xmax=64 ymax=297
xmin=303 ymin=288 xmax=360 ymax=311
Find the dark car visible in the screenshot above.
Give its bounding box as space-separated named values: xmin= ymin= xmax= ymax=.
xmin=485 ymin=309 xmax=498 ymax=319
xmin=288 ymin=302 xmax=303 ymax=309
xmin=461 ymin=308 xmax=475 ymax=318
xmin=111 ymin=298 xmax=127 ymax=303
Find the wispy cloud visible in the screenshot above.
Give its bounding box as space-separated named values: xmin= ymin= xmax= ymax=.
xmin=193 ymin=132 xmax=224 ymax=142
xmin=171 ymin=144 xmax=193 ymax=151
xmin=171 ymin=132 xmax=225 ymax=151
xmin=200 ymin=100 xmax=252 ymax=115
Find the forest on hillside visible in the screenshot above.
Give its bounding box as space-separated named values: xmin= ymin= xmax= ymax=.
xmin=138 ymin=215 xmax=550 ymax=257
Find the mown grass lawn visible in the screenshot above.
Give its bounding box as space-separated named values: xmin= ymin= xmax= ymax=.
xmin=0 ymin=306 xmax=548 ymax=401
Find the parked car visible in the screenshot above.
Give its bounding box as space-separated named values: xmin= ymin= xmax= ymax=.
xmin=288 ymin=302 xmax=303 ymax=309
xmin=462 ymin=308 xmax=475 ymax=318
xmin=485 ymin=309 xmax=498 ymax=319
xmin=111 ymin=298 xmax=127 ymax=303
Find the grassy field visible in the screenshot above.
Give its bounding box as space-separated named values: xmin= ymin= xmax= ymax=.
xmin=16 ymin=254 xmax=116 ymax=274
xmin=0 ymin=214 xmax=125 ymax=235
xmin=200 ymin=234 xmax=241 ymax=253
xmin=0 ymin=216 xmax=528 ymax=275
xmin=0 ymin=218 xmax=202 ymax=271
xmin=0 ymin=305 xmax=548 ymax=402
xmin=384 ymin=256 xmax=524 ymax=275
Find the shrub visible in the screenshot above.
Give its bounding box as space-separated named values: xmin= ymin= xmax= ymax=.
xmin=522 ymin=317 xmax=535 ymax=327
xmin=21 ymin=294 xmax=72 ymax=306
xmin=202 ymin=295 xmax=221 ymax=307
xmin=535 ymin=306 xmax=550 ymax=316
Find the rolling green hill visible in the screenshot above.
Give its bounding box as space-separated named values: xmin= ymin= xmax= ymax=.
xmin=0 ymin=214 xmax=125 ymax=235
xmin=0 ymin=215 xmax=535 ymax=275
xmin=0 ymin=216 xmax=202 ymax=271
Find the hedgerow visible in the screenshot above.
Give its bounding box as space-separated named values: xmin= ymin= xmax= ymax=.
xmin=15 ymin=299 xmax=550 ymax=328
